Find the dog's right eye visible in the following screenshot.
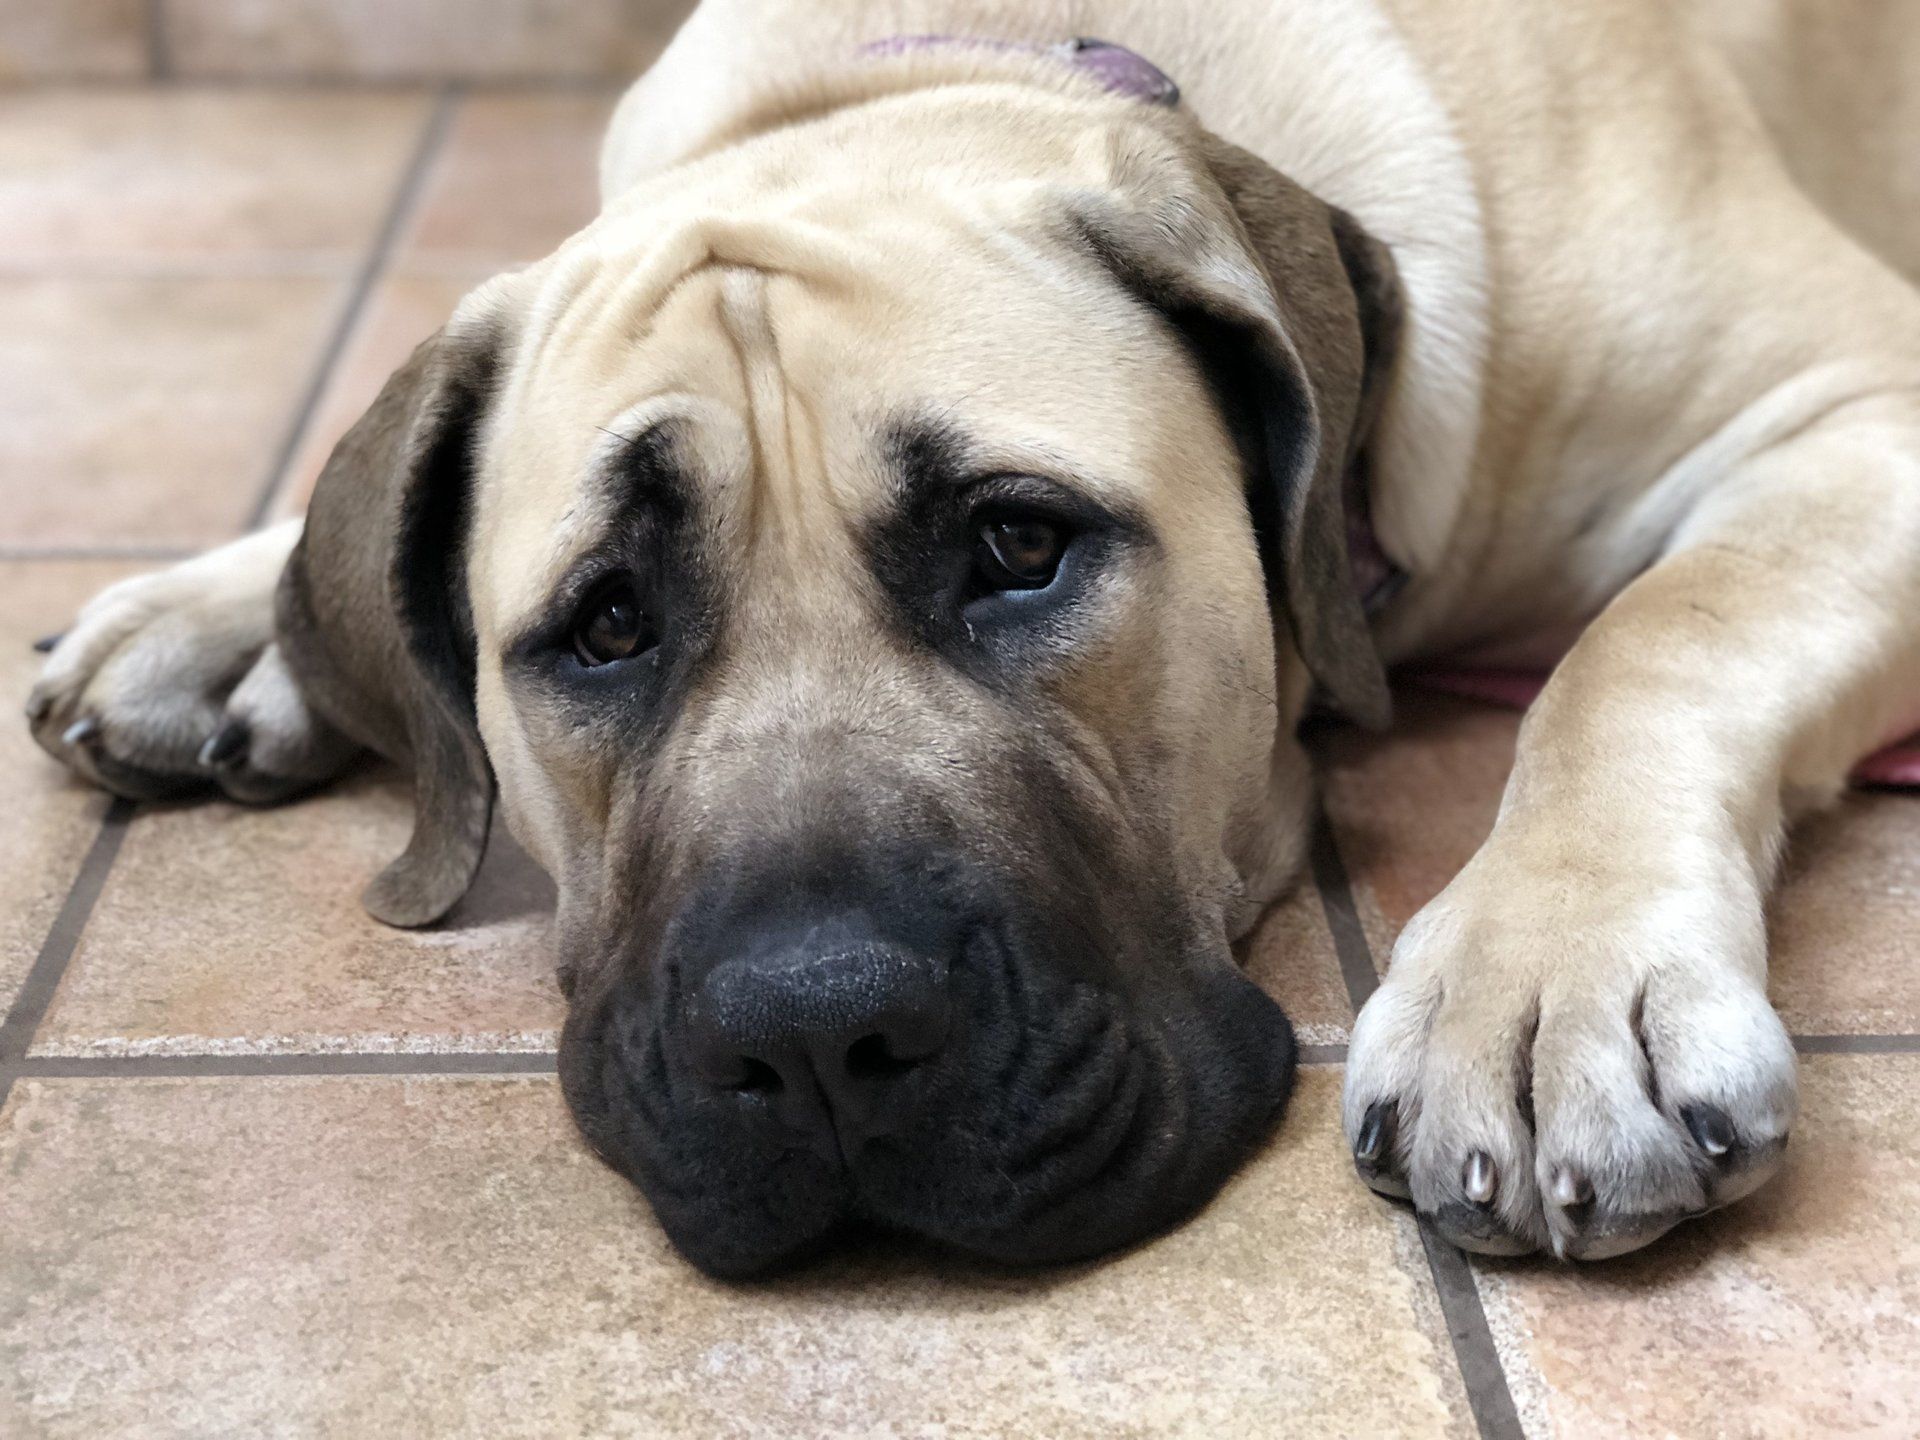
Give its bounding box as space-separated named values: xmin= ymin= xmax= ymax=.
xmin=572 ymin=580 xmax=654 ymax=667
xmin=975 ymin=516 xmax=1064 ymax=590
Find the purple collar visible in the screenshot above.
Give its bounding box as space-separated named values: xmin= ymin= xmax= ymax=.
xmin=860 ymin=34 xmax=1180 ymax=106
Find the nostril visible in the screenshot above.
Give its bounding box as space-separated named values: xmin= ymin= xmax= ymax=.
xmin=684 ymin=933 xmax=953 ymax=1134
xmin=693 ymin=1044 xmax=789 ymax=1095
xmin=844 ymin=1032 xmax=923 ymax=1081
xmin=730 ymin=1057 xmax=785 ymax=1095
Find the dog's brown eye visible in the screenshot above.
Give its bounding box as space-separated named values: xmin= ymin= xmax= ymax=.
xmin=572 ymin=581 xmax=653 ymax=667
xmin=976 ymin=517 xmax=1064 ymax=590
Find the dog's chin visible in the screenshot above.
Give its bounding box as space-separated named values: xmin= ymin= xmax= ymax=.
xmin=559 ymin=955 xmax=1296 ymax=1279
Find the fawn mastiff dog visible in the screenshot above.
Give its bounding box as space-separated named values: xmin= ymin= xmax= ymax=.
xmin=25 ymin=0 xmax=1920 ymax=1275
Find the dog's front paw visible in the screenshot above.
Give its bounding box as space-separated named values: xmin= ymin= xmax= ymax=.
xmin=24 ymin=527 xmax=350 ymax=803
xmin=1341 ymin=851 xmax=1797 ymax=1259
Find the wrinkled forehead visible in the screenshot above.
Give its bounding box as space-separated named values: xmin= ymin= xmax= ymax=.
xmin=466 ymin=151 xmax=1228 ymax=643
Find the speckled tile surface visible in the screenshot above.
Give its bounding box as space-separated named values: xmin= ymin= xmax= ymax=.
xmin=0 ymin=563 xmax=139 ymax=1003
xmin=1474 ymin=1055 xmax=1920 ymax=1439
xmin=406 ymin=90 xmax=620 ymax=268
xmin=1768 ymin=797 xmax=1920 ymax=1035
xmin=268 ymin=91 xmax=615 ymax=518
xmin=1239 ymin=874 xmax=1355 ymax=1047
xmin=0 ymin=91 xmax=428 ymax=267
xmin=0 ymin=1068 xmax=1474 ymax=1439
xmin=0 ymin=275 xmax=341 ymax=547
xmin=0 ymin=0 xmax=146 ymax=80
xmin=32 ymin=768 xmax=561 ymax=1056
xmin=165 ymin=0 xmax=689 ymax=81
xmin=1319 ymin=691 xmax=1518 ymax=964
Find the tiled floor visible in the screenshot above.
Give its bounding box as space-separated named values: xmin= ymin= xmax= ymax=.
xmin=2 ymin=87 xmax=1916 ymax=1438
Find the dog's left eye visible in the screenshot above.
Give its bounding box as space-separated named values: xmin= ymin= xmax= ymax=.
xmin=572 ymin=580 xmax=654 ymax=667
xmin=974 ymin=515 xmax=1066 ymax=591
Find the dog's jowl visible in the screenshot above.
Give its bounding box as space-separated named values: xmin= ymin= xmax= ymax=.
xmin=26 ymin=0 xmax=1920 ymax=1273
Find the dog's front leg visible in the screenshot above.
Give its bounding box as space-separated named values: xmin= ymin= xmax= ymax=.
xmin=1343 ymin=392 xmax=1920 ymax=1258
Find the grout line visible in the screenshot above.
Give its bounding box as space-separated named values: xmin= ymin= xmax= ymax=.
xmin=0 ymin=545 xmax=201 ymax=564
xmin=0 ymin=801 xmax=134 ymax=1114
xmin=10 ymin=1044 xmax=1400 ymax=1078
xmin=15 ymin=1042 xmax=1336 ymax=1079
xmin=1296 ymin=1043 xmax=1348 ymax=1066
xmin=1794 ymin=1033 xmax=1920 ymax=1054
xmin=0 ymin=255 xmax=375 ymax=281
xmin=1418 ymin=1226 xmax=1528 ymax=1440
xmin=0 ymin=75 xmax=628 ymax=94
xmin=1312 ymin=807 xmax=1525 ymax=1440
xmin=12 ymin=1051 xmax=559 ymax=1079
xmin=1311 ymin=810 xmax=1382 ymax=1005
xmin=146 ymin=0 xmax=173 ymax=82
xmin=240 ymin=83 xmax=462 ymax=530
xmin=11 ymin=1022 xmax=1911 ymax=1090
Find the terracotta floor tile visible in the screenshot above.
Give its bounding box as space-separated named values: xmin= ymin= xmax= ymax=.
xmin=268 ymin=268 xmax=491 ymax=519
xmin=0 ymin=1068 xmax=1471 ymax=1437
xmin=1318 ymin=691 xmax=1519 ymax=961
xmin=1474 ymin=1054 xmax=1920 ymax=1438
xmin=0 ymin=562 xmax=144 ymax=1006
xmin=0 ymin=90 xmax=429 ymax=269
xmin=404 ymin=90 xmax=619 ymax=269
xmin=34 ymin=768 xmax=561 ymax=1055
xmin=0 ymin=275 xmax=339 ymax=549
xmin=268 ymin=90 xmax=624 ymax=519
xmin=0 ymin=0 xmax=146 ymax=81
xmin=1770 ymin=796 xmax=1920 ymax=1035
xmin=1239 ymin=876 xmax=1354 ymax=1046
xmin=167 ymin=0 xmax=688 ymax=81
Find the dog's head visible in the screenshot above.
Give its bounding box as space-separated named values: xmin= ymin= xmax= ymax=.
xmin=284 ymin=77 xmax=1400 ymax=1275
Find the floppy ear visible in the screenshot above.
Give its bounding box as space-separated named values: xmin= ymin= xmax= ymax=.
xmin=275 ymin=308 xmax=504 ymax=927
xmin=1070 ymin=133 xmax=1403 ymax=728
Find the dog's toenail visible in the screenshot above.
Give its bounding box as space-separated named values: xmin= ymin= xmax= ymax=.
xmin=25 ymin=692 xmax=52 ymax=723
xmin=32 ymin=633 xmax=61 ymax=654
xmin=199 ymin=721 xmax=250 ymax=769
xmin=1355 ymin=1100 xmax=1397 ymax=1165
xmin=1682 ymin=1103 xmax=1736 ymax=1158
xmin=62 ymin=716 xmax=100 ymax=748
xmin=1464 ymin=1150 xmax=1497 ymax=1206
xmin=1550 ymin=1166 xmax=1592 ymax=1208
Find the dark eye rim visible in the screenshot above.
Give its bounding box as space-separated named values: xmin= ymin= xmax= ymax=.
xmin=945 ymin=474 xmax=1149 ymax=626
xmin=961 ymin=465 xmax=1145 ymax=532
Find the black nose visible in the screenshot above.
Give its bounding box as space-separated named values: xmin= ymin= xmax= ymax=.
xmin=684 ymin=916 xmax=951 ymax=1147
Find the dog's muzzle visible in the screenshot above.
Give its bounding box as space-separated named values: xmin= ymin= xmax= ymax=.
xmin=558 ymin=843 xmax=1297 ymax=1277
